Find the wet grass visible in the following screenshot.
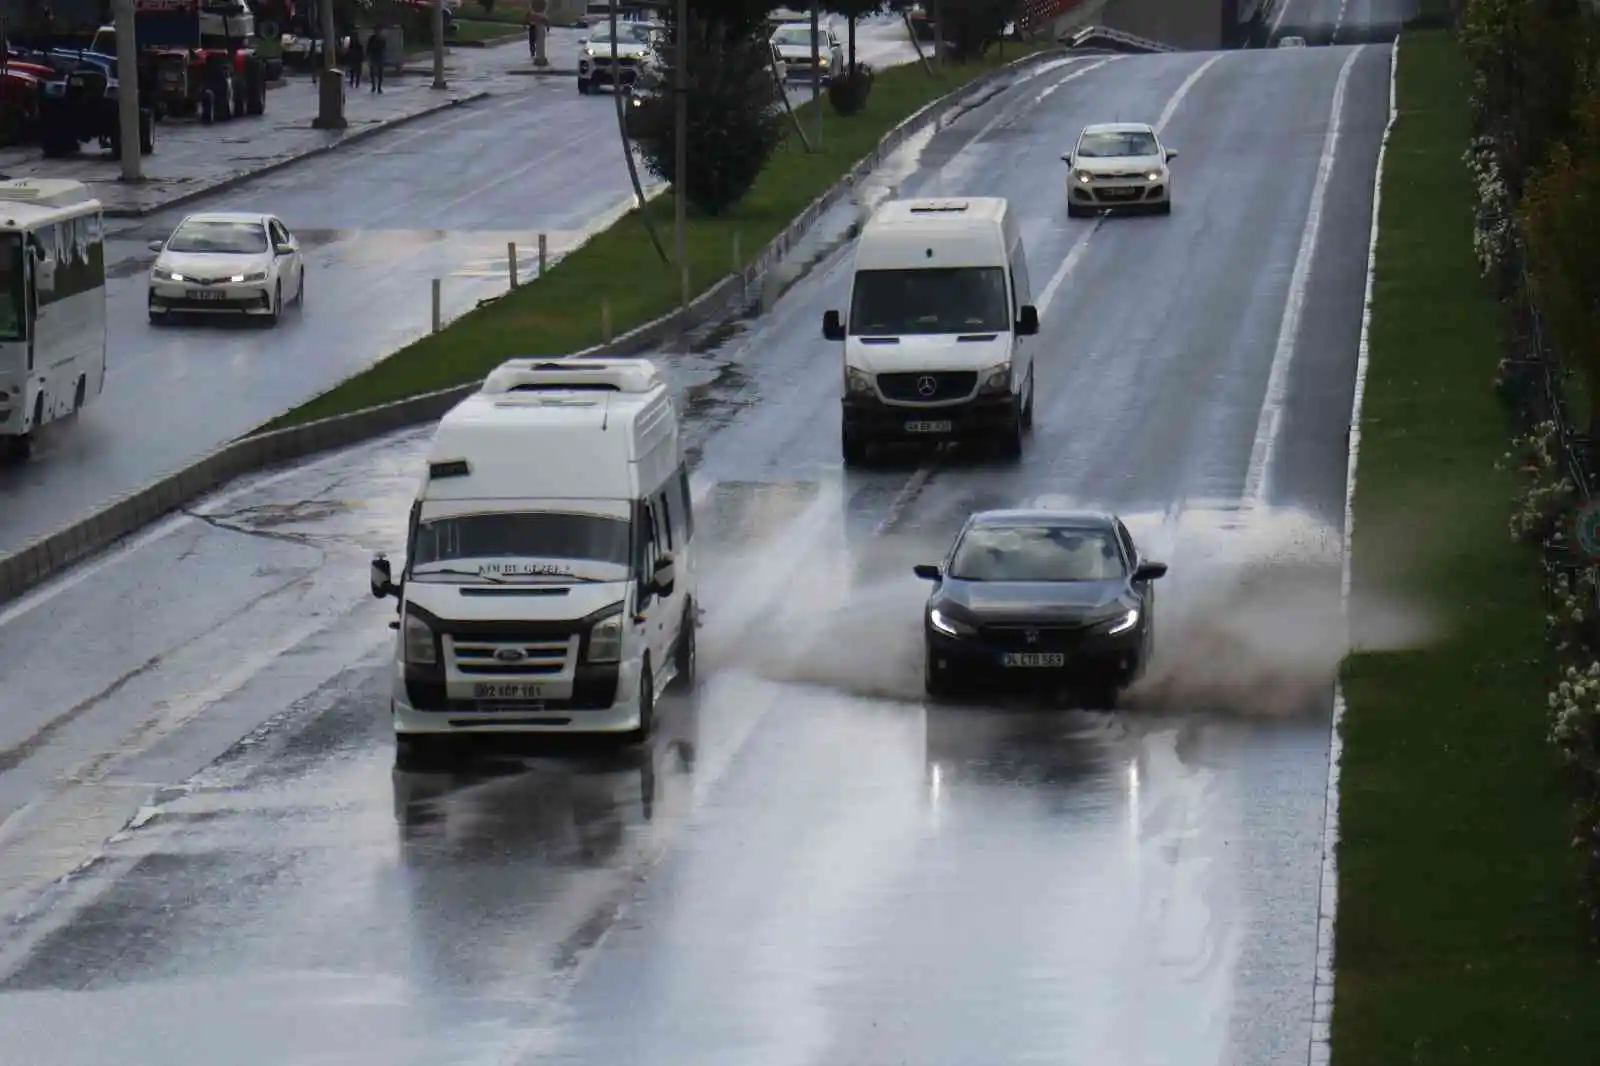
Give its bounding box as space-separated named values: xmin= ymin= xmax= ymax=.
xmin=450 ymin=18 xmax=523 ymax=45
xmin=453 ymin=0 xmax=526 ymax=24
xmin=1333 ymin=27 xmax=1600 ymax=1065
xmin=256 ymin=45 xmax=1048 ymax=433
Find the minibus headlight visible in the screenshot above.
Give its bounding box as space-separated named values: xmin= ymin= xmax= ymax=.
xmin=845 ymin=366 xmax=875 ymax=396
xmin=977 ymin=363 xmax=1011 ymax=394
xmin=402 ymin=611 xmax=437 ymax=665
xmin=588 ymin=614 xmax=623 ymax=663
xmin=1075 ymin=170 xmax=1092 ymax=184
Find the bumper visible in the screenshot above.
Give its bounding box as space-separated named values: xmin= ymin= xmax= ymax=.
xmin=391 ymin=656 xmax=644 ymax=735
xmin=927 ymin=627 xmax=1144 ymax=686
xmin=149 ymin=280 xmax=274 ymax=315
xmin=842 ymin=392 xmax=1017 ymax=441
xmin=1069 ymin=180 xmax=1169 ymax=207
xmin=581 ymin=63 xmax=640 ymax=86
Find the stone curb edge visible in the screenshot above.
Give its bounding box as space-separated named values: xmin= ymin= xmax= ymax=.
xmin=0 ymin=46 xmax=1067 ymax=612
xmin=102 ymin=90 xmax=493 ymax=219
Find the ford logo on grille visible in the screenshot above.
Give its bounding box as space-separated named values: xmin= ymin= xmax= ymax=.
xmin=494 ymin=648 xmax=526 ymax=662
xmin=916 ymin=375 xmax=938 ymax=397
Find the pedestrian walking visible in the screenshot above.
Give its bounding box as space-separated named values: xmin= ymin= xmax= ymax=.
xmin=366 ymin=27 xmax=387 ymax=93
xmin=343 ymin=32 xmax=364 ymax=87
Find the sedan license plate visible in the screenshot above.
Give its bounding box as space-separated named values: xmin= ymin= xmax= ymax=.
xmin=473 ymin=682 xmax=547 ymax=700
xmin=185 ymin=289 xmax=226 ymax=300
xmin=905 ymin=420 xmax=953 ymax=434
xmin=1101 ymin=187 xmax=1140 ymax=201
xmin=1001 ymin=652 xmax=1066 ymax=668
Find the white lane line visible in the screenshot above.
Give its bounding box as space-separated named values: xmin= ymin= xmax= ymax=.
xmin=1307 ymin=38 xmax=1399 ymax=1066
xmin=1156 ymin=54 xmax=1227 ymax=134
xmin=1241 ymin=44 xmax=1365 ymax=507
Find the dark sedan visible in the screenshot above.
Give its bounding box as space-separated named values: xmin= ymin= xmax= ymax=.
xmin=913 ymin=509 xmax=1168 ymax=706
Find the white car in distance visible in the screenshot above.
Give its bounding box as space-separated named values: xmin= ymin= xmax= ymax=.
xmin=1063 ymin=121 xmax=1177 ymax=218
xmin=1278 ymin=35 xmax=1308 ymax=47
xmin=148 ymin=211 xmax=305 ymax=326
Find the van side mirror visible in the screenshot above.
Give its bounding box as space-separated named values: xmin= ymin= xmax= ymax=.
xmin=274 ymin=243 xmax=294 ymax=256
xmin=1015 ymin=305 xmax=1039 ymax=336
xmin=1165 ymin=148 xmax=1178 ymax=161
xmin=822 ymin=309 xmax=845 ymax=341
xmin=913 ymin=563 xmax=941 ymax=581
xmin=1133 ymin=560 xmax=1168 ymax=582
xmin=371 ymin=554 xmax=396 ymax=598
xmin=652 ymin=553 xmax=676 ymax=596
xmin=1060 ymin=153 xmax=1073 ymax=164
xmin=147 ymin=238 xmax=163 ymax=253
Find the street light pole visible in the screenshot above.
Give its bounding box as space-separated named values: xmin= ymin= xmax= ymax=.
xmin=112 ymin=0 xmax=141 ymax=180
xmin=313 ymin=0 xmax=345 ymax=128
xmin=673 ymin=0 xmax=688 ymax=313
xmin=432 ymin=0 xmax=447 ymax=88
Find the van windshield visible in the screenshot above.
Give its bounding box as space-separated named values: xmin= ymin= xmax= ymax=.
xmin=410 ymin=511 xmax=631 ymax=580
xmin=848 ymin=266 xmax=1011 ymax=335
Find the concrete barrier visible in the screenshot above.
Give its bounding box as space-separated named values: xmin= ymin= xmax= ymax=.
xmin=0 ymin=45 xmax=1071 ymax=613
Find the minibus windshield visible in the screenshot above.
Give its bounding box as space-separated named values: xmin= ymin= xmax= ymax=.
xmin=848 ymin=266 xmax=1010 ymax=335
xmin=410 ymin=511 xmax=631 ymax=579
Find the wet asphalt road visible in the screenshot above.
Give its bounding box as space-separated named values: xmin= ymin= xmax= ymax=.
xmin=0 ymin=26 xmax=915 ymax=555
xmin=1269 ymin=0 xmax=1419 ymax=44
xmin=0 ymin=39 xmax=1388 ymax=1066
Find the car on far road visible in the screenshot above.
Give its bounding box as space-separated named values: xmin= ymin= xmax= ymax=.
xmin=147 ymin=211 xmax=305 ymax=326
xmin=577 ymin=20 xmax=661 ymax=94
xmin=770 ymin=21 xmax=843 ymax=81
xmin=1278 ymin=35 xmax=1308 ymax=47
xmin=1062 ymin=121 xmax=1177 ymax=218
xmin=914 ymin=509 xmax=1167 ymax=706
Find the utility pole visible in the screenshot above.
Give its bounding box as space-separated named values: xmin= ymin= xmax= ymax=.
xmin=530 ymin=0 xmax=548 ymax=67
xmin=112 ymin=0 xmax=141 ymax=179
xmin=932 ymin=0 xmax=942 ymax=68
xmin=432 ymin=0 xmax=447 ymax=88
xmin=313 ymin=0 xmax=345 ymax=129
xmin=673 ymin=0 xmax=688 ymax=314
xmin=809 ymin=0 xmax=821 ymax=146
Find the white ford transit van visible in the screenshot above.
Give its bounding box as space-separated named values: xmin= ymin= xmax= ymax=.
xmin=822 ymin=197 xmax=1040 ymax=466
xmin=369 ymin=358 xmax=697 ymax=767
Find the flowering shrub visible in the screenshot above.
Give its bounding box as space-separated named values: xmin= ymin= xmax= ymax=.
xmin=1465 ymin=135 xmax=1517 ymax=284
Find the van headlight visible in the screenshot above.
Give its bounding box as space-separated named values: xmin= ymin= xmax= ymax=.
xmin=588 ymin=613 xmax=623 ymax=663
xmin=977 ymin=363 xmax=1011 ymax=395
xmin=1146 ymin=170 xmax=1163 ymax=182
xmin=1075 ymin=170 xmax=1092 ymax=183
xmin=402 ymin=611 xmax=437 ymax=665
xmin=845 ymin=366 xmax=874 ymax=396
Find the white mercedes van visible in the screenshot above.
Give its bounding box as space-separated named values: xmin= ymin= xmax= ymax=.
xmin=822 ymin=197 xmax=1040 ymax=466
xmin=369 ymin=358 xmax=697 ymax=767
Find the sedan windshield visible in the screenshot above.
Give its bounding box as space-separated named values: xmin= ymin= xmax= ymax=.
xmin=849 ymin=266 xmax=1010 ymax=335
xmin=166 ymin=220 xmax=268 ymax=254
xmin=773 ymin=25 xmax=815 ymax=46
xmin=1076 ymin=130 xmax=1159 ymax=158
xmin=590 ymin=23 xmax=654 ymax=46
xmin=411 ymin=512 xmax=631 ymax=578
xmin=949 ymin=525 xmax=1126 ymax=582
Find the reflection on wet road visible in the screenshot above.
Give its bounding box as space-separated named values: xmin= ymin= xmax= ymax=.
xmin=0 ymin=34 xmax=1397 ymax=1066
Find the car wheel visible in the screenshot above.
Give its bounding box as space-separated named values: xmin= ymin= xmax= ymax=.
xmin=924 ymin=643 xmax=955 ymax=701
xmin=671 ymin=602 xmax=697 ymax=693
xmin=842 ymin=422 xmax=869 ymax=468
xmin=1020 ymin=367 xmax=1035 ymax=431
xmin=394 ymin=733 xmax=454 ymax=773
xmin=577 ymin=78 xmax=591 ymax=94
xmin=297 ymin=272 xmax=306 ymax=309
xmin=148 ymin=307 xmax=168 ymax=326
xmin=1155 ymin=200 xmax=1172 ymax=216
xmin=995 ymin=406 xmax=1024 ymax=460
xmin=1067 ymin=201 xmax=1088 ymax=219
xmin=264 ymin=281 xmax=281 ymax=326
xmin=625 ymin=657 xmax=656 ymax=745
xmin=1085 ymin=682 xmax=1120 ymax=711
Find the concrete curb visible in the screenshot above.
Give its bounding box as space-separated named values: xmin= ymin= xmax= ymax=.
xmin=101 ymin=90 xmax=493 ymax=219
xmin=0 ymin=46 xmax=1068 ymax=612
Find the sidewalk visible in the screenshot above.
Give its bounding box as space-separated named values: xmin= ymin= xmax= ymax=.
xmin=0 ymin=41 xmax=530 ymax=217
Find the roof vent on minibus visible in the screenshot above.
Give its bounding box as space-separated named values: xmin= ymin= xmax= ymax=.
xmin=480 ymin=358 xmax=664 ymax=396
xmin=908 ymin=200 xmax=969 ymax=213
xmin=0 ymin=178 xmax=96 ymax=208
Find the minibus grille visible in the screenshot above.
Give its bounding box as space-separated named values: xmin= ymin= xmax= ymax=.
xmin=447 ymin=634 xmax=577 ymax=676
xmin=876 ymin=371 xmax=978 ymax=403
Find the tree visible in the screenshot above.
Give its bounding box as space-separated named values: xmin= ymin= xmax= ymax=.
xmin=827 ymin=0 xmax=881 ymax=74
xmin=884 ymin=0 xmax=1015 ymax=62
xmin=826 ymin=0 xmax=881 ymax=113
xmin=629 ymin=0 xmax=785 ymax=215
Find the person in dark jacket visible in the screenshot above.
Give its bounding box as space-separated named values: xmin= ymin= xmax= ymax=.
xmin=365 ymin=27 xmax=386 ymax=93
xmin=343 ymin=32 xmax=364 ymax=86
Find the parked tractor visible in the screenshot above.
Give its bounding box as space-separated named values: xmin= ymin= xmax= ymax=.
xmin=35 ymin=58 xmax=155 ymax=159
xmin=84 ymin=0 xmax=268 ymax=124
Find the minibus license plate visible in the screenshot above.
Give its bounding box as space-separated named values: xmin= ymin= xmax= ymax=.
xmin=474 ymin=682 xmax=546 ymax=700
xmin=186 ymin=289 xmax=225 ymax=300
xmin=905 ymin=420 xmax=952 ymax=434
xmin=1001 ymin=653 xmax=1066 ymax=668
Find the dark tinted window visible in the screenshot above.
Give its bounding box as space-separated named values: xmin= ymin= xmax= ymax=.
xmin=848 ymin=266 xmax=1010 ymax=335
xmin=949 ymin=525 xmax=1126 ymax=582
xmin=0 ymin=234 xmax=22 ymax=341
xmin=1077 ymin=130 xmax=1159 ymax=158
xmin=36 ymin=215 xmax=105 ymax=308
xmin=167 ymin=219 xmax=268 ymax=254
xmin=411 ymin=512 xmax=631 ymax=572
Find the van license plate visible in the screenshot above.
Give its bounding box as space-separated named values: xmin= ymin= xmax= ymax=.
xmin=186 ymin=289 xmax=225 ymax=300
xmin=905 ymin=420 xmax=953 ymax=433
xmin=1001 ymin=653 xmax=1066 ymax=668
xmin=474 ymin=682 xmax=546 ymax=700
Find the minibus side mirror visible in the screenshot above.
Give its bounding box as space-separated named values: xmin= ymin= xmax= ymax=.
xmin=146 ymin=238 xmax=164 ymax=253
xmin=1016 ymin=305 xmax=1039 ymax=336
xmin=652 ymin=553 xmax=676 ymax=597
xmin=822 ymin=309 xmax=845 ymax=341
xmin=1165 ymin=148 xmax=1178 ymax=161
xmin=371 ymin=554 xmax=397 ymax=598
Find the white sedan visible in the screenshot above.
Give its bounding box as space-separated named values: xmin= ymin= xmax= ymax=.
xmin=1062 ymin=121 xmax=1177 ymax=218
xmin=147 ymin=211 xmax=306 ymax=326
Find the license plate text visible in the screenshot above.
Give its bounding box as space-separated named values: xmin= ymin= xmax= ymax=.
xmin=474 ymin=682 xmax=546 ymax=700
xmin=905 ymin=420 xmax=953 ymax=434
xmin=1001 ymin=652 xmax=1066 ymax=668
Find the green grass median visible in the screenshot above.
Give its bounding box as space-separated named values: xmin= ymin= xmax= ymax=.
xmin=259 ymin=46 xmax=1047 ymax=433
xmin=1333 ymin=27 xmax=1600 ymax=1065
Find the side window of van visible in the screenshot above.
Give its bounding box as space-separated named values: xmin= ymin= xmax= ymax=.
xmin=658 ymin=488 xmax=674 ymax=552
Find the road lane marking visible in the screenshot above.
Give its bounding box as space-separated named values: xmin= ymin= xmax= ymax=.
xmin=1155 ymin=53 xmax=1227 ymax=134
xmin=1241 ymin=44 xmax=1365 ymax=507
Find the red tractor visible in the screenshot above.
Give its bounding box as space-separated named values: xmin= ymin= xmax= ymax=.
xmin=89 ymin=0 xmax=266 ymax=123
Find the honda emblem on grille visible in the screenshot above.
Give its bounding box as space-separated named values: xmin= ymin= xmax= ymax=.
xmin=916 ymin=375 xmax=938 ymax=397
xmin=494 ymin=648 xmax=526 ymax=662
xmin=1025 ymin=629 xmax=1039 ymax=644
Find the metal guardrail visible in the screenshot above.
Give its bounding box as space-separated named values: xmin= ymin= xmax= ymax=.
xmin=1060 ymin=24 xmax=1177 ymax=53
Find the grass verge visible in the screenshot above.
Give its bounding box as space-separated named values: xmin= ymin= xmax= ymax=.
xmin=454 ymin=1 xmax=524 ymax=24
xmin=1333 ymin=27 xmax=1600 ymax=1065
xmin=451 ymin=18 xmax=523 ymax=44
xmin=259 ymin=46 xmax=1047 ymax=432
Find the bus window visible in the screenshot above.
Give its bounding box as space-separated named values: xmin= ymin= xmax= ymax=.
xmin=0 ymin=233 xmax=22 ymax=342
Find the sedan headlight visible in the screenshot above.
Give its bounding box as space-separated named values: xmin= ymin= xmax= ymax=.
xmin=587 ymin=612 xmax=622 ymax=663
xmin=1146 ymin=170 xmax=1164 ymax=183
xmin=402 ymin=611 xmax=437 ymax=665
xmin=231 ymin=271 xmax=267 ymax=283
xmin=154 ymin=268 xmax=185 ymax=282
xmin=845 ymin=366 xmax=874 ymax=396
xmin=1075 ymin=170 xmax=1092 ymax=184
xmin=977 ymin=363 xmax=1011 ymax=395
xmin=929 ymin=607 xmax=974 ymax=637
xmin=1104 ymin=608 xmax=1140 ymax=636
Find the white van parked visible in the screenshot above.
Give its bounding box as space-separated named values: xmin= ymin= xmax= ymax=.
xmin=822 ymin=196 xmax=1039 ymax=466
xmin=370 ymin=357 xmax=698 ymax=768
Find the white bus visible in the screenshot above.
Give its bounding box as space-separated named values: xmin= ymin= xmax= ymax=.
xmin=0 ymin=179 xmax=108 ymax=460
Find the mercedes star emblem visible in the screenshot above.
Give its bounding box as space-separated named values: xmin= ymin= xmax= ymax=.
xmin=916 ymin=375 xmax=938 ymax=397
